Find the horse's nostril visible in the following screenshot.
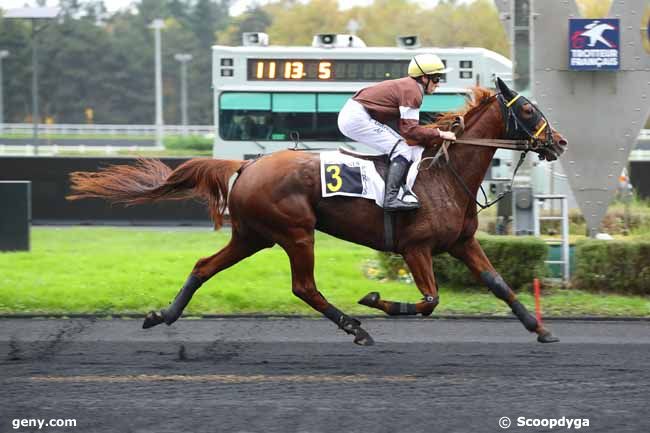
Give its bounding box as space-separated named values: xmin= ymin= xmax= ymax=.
xmin=559 ymin=139 xmax=568 ymax=147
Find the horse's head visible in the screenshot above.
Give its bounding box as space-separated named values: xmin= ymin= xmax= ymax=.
xmin=495 ymin=77 xmax=567 ymax=161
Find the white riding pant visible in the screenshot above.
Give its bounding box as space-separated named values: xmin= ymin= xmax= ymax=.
xmin=337 ymin=99 xmax=422 ymax=162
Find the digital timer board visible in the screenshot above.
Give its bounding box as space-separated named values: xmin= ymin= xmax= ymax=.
xmin=247 ymin=59 xmax=410 ymax=81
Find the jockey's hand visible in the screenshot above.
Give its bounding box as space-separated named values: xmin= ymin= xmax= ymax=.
xmin=439 ymin=130 xmax=457 ymax=142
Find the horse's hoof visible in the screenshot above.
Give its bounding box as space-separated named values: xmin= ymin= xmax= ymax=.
xmin=420 ymin=295 xmax=439 ymax=317
xmin=353 ymin=328 xmax=375 ymax=346
xmin=358 ymin=292 xmax=380 ymax=308
xmin=339 ymin=316 xmax=362 ymax=334
xmin=142 ymin=311 xmax=165 ymax=329
xmin=537 ymin=330 xmax=560 ymax=343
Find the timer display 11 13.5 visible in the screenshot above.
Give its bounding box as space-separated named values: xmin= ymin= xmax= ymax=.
xmin=248 ymin=59 xmax=409 ymax=81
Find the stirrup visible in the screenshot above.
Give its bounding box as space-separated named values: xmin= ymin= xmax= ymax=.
xmin=383 ymin=199 xmax=420 ymax=211
xmin=401 ymin=190 xmax=419 ymax=205
xmin=384 ymin=189 xmax=420 ymax=211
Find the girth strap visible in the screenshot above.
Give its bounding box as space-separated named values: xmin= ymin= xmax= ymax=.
xmin=383 ymin=211 xmax=394 ymax=252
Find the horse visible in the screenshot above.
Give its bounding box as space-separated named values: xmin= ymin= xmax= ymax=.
xmin=68 ymin=78 xmax=567 ymax=346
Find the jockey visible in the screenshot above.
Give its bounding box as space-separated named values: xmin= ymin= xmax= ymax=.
xmin=337 ymin=53 xmax=457 ymax=211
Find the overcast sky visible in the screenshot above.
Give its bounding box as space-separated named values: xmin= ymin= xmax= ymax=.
xmin=2 ymin=0 xmax=455 ymax=17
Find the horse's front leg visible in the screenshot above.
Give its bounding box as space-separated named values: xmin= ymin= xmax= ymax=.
xmin=359 ymin=248 xmax=440 ymax=316
xmin=449 ymin=236 xmax=559 ymax=343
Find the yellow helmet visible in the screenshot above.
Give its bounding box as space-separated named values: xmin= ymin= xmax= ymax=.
xmin=407 ymin=53 xmax=452 ymax=77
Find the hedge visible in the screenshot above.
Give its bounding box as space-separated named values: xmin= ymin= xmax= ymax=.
xmin=378 ymin=235 xmax=548 ymax=290
xmin=572 ymin=239 xmax=650 ymax=295
xmin=164 ymin=135 xmax=212 ymax=151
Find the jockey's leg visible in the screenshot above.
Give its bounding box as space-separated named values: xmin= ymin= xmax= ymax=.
xmin=337 ymin=100 xmax=419 ymax=211
xmin=359 ymin=248 xmax=439 ymax=316
xmin=449 ymin=236 xmax=559 ymax=343
xmin=143 ymin=233 xmax=271 ymax=329
xmin=337 ymin=99 xmax=404 ymax=156
xmin=280 ymin=226 xmax=374 ymax=346
xmin=383 ymin=153 xmax=420 ymax=211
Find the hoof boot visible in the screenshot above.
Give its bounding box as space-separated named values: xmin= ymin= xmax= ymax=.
xmin=358 ymin=292 xmax=380 ymax=308
xmin=537 ymin=330 xmax=560 ymax=343
xmin=142 ymin=311 xmax=165 ymax=329
xmin=353 ymin=328 xmax=375 ymax=346
xmin=339 ymin=316 xmax=362 ymax=334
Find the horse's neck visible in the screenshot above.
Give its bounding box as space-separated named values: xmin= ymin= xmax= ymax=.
xmin=449 ymin=136 xmax=497 ymax=194
xmin=424 ymin=107 xmax=502 ymax=197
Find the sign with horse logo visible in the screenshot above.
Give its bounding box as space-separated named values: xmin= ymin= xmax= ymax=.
xmin=569 ymin=18 xmax=620 ymax=70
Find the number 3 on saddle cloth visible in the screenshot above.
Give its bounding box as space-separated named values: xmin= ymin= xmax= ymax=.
xmin=319 ymin=149 xmax=423 ymax=207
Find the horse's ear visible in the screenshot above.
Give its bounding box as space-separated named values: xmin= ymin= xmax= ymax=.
xmin=495 ymin=76 xmax=514 ymax=98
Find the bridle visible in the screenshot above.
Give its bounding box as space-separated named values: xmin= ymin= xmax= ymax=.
xmin=421 ymin=90 xmax=556 ymax=213
xmin=496 ymin=92 xmax=554 ymax=152
xmin=451 ymin=92 xmax=554 ymax=153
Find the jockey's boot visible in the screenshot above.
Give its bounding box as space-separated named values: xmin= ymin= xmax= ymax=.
xmin=383 ymin=156 xmax=420 ymax=211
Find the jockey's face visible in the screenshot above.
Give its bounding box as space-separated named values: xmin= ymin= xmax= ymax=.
xmin=424 ymin=75 xmax=440 ymax=94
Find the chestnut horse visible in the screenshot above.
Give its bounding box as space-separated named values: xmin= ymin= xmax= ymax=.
xmin=68 ymin=78 xmax=567 ymax=345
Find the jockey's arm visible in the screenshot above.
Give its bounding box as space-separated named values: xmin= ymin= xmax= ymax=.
xmin=398 ymin=115 xmax=446 ymax=148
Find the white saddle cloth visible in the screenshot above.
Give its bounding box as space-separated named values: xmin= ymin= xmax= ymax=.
xmin=319 ymin=148 xmax=424 ymax=207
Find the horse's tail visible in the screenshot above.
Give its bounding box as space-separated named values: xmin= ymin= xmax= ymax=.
xmin=67 ymin=158 xmax=244 ymax=229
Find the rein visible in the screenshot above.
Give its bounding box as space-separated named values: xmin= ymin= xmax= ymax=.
xmin=452 ymin=138 xmax=537 ymax=151
xmin=447 ymin=150 xmax=527 ymax=213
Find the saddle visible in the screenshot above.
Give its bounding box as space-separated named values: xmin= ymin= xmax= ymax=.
xmin=337 ymin=146 xmax=389 ymax=179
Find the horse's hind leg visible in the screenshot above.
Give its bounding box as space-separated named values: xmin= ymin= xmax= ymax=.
xmin=358 ymin=248 xmax=440 ymax=316
xmin=449 ymin=236 xmax=559 ymax=343
xmin=143 ymin=233 xmax=271 ymax=329
xmin=280 ymin=227 xmax=374 ymax=346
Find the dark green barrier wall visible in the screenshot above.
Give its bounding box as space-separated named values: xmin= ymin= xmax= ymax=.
xmin=0 ymin=157 xmax=210 ymax=225
xmin=0 ymin=181 xmax=31 ymax=250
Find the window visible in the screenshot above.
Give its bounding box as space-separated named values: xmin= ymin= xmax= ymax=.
xmin=219 ymin=92 xmax=353 ymax=141
xmin=220 ymin=58 xmax=234 ymax=77
xmin=219 ymin=92 xmax=467 ymax=141
xmin=459 ymin=60 xmax=473 ymax=80
xmin=421 ymin=93 xmax=467 ymax=113
xmin=272 ymin=93 xmax=316 ymax=113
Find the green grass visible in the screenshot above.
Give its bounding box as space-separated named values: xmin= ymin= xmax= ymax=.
xmin=53 ymin=149 xmax=213 ymax=157
xmin=0 ymin=227 xmax=648 ymax=317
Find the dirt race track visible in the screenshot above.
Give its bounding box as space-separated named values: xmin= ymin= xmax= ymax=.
xmin=1 ymin=318 xmax=649 ymax=433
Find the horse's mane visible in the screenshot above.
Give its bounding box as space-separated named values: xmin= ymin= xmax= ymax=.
xmin=430 ymin=86 xmax=495 ymax=130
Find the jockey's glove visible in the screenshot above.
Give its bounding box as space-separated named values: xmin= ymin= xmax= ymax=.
xmin=439 ymin=130 xmax=457 ymax=141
